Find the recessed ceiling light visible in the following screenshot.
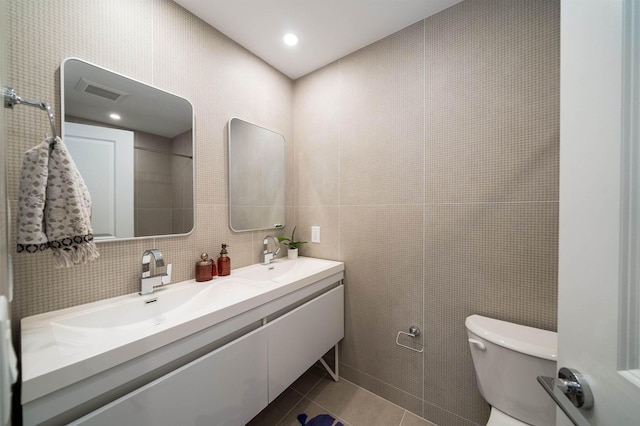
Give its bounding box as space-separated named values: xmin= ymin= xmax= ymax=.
xmin=283 ymin=33 xmax=298 ymax=47
xmin=109 ymin=113 xmax=121 ymax=120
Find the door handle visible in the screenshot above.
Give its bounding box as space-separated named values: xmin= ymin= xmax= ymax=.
xmin=538 ymin=367 xmax=593 ymax=426
xmin=554 ymin=368 xmax=593 ymax=409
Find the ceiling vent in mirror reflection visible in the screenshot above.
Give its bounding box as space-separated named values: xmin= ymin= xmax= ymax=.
xmin=61 ymin=57 xmax=195 ymax=241
xmin=74 ymin=78 xmax=129 ymax=102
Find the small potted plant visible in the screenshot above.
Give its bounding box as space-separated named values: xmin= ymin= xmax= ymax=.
xmin=278 ymin=226 xmax=307 ymax=259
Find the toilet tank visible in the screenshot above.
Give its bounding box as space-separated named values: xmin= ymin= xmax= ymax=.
xmin=465 ymin=315 xmax=557 ymax=426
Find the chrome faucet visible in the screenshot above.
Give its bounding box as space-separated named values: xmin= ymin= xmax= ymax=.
xmin=140 ymin=249 xmax=172 ymax=295
xmin=262 ymin=236 xmax=280 ymax=265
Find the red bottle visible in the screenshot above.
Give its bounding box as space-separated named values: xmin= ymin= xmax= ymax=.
xmin=196 ymin=252 xmax=217 ymax=282
xmin=217 ymin=244 xmax=231 ymax=276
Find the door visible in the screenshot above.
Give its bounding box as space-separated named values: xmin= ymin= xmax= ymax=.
xmin=558 ymin=1 xmax=640 ymax=424
xmin=64 ymin=122 xmax=134 ymax=239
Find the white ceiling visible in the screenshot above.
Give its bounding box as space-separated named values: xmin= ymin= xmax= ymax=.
xmin=173 ymin=0 xmax=464 ymax=80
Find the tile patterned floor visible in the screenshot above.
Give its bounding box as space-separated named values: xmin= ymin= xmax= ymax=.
xmin=247 ymin=366 xmax=437 ymax=426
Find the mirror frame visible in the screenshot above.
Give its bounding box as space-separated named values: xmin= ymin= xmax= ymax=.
xmin=61 ymin=57 xmax=196 ymax=242
xmin=228 ymin=117 xmax=286 ymax=232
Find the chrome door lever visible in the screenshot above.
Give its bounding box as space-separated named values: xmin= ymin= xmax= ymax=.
xmin=538 ymin=367 xmax=593 ymax=426
xmin=555 ymin=367 xmax=593 ymax=409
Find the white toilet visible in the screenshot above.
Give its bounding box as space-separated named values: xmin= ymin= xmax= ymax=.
xmin=465 ymin=314 xmax=557 ymax=426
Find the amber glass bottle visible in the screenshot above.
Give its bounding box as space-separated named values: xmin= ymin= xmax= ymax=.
xmin=196 ymin=253 xmax=216 ymax=281
xmin=218 ymin=244 xmax=231 ymax=276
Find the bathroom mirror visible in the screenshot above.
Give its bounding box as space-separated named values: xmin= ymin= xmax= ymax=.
xmin=61 ymin=58 xmax=194 ymax=240
xmin=228 ymin=118 xmax=285 ymax=232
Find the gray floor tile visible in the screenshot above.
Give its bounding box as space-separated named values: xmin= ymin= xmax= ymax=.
xmin=307 ymin=377 xmax=405 ymax=426
xmin=278 ymin=397 xmax=351 ymax=426
xmin=291 ymin=365 xmax=327 ymax=396
xmin=247 ymin=388 xmax=304 ymax=426
xmin=248 ymin=367 xmax=440 ymax=426
xmin=400 ymin=411 xmax=438 ymax=426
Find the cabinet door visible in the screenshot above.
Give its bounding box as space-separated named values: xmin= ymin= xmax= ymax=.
xmin=72 ymin=327 xmax=268 ymax=426
xmin=268 ymin=285 xmax=344 ymax=402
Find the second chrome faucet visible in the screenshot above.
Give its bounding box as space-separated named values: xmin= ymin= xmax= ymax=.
xmin=262 ymin=236 xmax=280 ymax=265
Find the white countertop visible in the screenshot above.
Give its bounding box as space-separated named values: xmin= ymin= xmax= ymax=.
xmin=21 ymin=257 xmax=344 ymax=403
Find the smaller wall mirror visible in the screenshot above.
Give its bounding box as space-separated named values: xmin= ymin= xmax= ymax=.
xmin=228 ymin=118 xmax=285 ymax=232
xmin=61 ymin=58 xmax=195 ymax=240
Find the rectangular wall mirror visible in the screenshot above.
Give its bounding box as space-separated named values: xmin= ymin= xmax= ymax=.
xmin=228 ymin=118 xmax=285 ymax=232
xmin=61 ymin=58 xmax=195 ymax=240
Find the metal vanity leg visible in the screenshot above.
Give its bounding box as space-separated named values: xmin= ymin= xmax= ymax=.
xmin=319 ymin=343 xmax=339 ymax=382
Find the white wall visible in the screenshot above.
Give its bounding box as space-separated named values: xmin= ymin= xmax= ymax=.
xmin=0 ymin=0 xmax=8 ymax=300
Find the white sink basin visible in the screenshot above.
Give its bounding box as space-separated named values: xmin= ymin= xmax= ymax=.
xmin=49 ymin=257 xmax=336 ymax=345
xmin=49 ymin=279 xmax=256 ymax=346
xmin=235 ymin=257 xmax=334 ymax=286
xmin=234 ymin=261 xmax=298 ymax=282
xmin=52 ymin=284 xmax=207 ymax=330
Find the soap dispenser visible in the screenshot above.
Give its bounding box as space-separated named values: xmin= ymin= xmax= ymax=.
xmin=196 ymin=253 xmax=217 ymax=282
xmin=218 ymin=244 xmax=231 ymax=276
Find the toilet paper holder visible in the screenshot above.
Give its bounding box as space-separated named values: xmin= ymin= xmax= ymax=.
xmin=396 ymin=325 xmax=424 ymax=353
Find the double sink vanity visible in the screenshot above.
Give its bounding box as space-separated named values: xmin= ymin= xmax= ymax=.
xmin=21 ymin=257 xmax=344 ymax=425
xmin=19 ymin=57 xmax=327 ymax=425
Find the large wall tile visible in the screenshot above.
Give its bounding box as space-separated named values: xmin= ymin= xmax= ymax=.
xmin=424 ymin=0 xmax=560 ymax=204
xmin=294 ymin=1 xmax=559 ymax=425
xmin=293 ymin=63 xmax=341 ymax=207
xmin=340 ymin=22 xmax=425 ymax=206
xmin=340 ymin=205 xmax=424 ymax=398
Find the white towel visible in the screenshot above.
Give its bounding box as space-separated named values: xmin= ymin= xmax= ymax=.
xmin=16 ymin=137 xmax=99 ymax=267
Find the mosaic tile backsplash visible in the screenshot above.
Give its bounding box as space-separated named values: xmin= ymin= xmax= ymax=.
xmin=5 ymin=1 xmax=558 ymax=425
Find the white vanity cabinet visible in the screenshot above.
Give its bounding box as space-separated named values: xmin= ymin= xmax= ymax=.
xmin=268 ymin=285 xmax=343 ymax=402
xmin=72 ymin=327 xmax=269 ymax=426
xmin=72 ymin=286 xmax=343 ymax=426
xmin=21 ymin=258 xmax=344 ymax=426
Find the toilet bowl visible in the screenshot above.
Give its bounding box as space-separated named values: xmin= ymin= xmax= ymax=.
xmin=485 ymin=407 xmax=529 ymax=425
xmin=465 ymin=314 xmax=557 ymax=426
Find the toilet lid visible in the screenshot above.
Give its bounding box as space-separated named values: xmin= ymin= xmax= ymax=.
xmin=465 ymin=314 xmax=557 ymax=361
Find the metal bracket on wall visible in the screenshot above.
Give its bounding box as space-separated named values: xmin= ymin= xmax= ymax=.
xmin=3 ymin=87 xmax=58 ymax=140
xmin=396 ymin=325 xmax=424 ymax=353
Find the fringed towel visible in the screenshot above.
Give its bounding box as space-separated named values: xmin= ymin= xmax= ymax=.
xmin=16 ymin=137 xmax=99 ymax=267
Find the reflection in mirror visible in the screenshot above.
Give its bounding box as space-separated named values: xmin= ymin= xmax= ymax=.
xmin=61 ymin=58 xmax=194 ymax=240
xmin=228 ymin=118 xmax=285 ymax=232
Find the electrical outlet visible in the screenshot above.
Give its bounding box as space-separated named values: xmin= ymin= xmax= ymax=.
xmin=311 ymin=226 xmax=320 ymax=243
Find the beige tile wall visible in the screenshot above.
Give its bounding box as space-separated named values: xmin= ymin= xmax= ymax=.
xmin=6 ymin=0 xmax=293 ymax=323
xmin=293 ymin=0 xmax=559 ymax=425
xmin=5 ymin=0 xmax=559 ymax=425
